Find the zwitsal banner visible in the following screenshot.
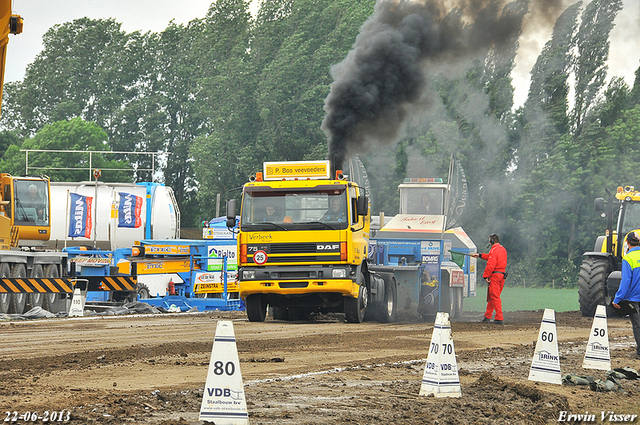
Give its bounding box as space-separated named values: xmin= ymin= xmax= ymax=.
xmin=118 ymin=192 xmax=143 ymax=228
xmin=68 ymin=193 xmax=93 ymax=238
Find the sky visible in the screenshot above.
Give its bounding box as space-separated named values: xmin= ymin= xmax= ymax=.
xmin=4 ymin=0 xmax=640 ymax=110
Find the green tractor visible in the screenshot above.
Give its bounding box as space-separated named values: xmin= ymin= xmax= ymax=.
xmin=578 ymin=185 xmax=640 ymax=317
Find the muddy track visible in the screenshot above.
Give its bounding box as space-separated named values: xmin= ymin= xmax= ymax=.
xmin=1 ymin=310 xmax=639 ymax=424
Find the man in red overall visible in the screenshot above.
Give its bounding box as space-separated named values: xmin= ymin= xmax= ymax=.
xmin=473 ymin=234 xmax=507 ymax=324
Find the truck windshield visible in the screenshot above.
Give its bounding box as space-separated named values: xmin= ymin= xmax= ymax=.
xmin=14 ymin=179 xmax=49 ymax=226
xmin=620 ymin=201 xmax=640 ymax=237
xmin=241 ymin=188 xmax=348 ymax=230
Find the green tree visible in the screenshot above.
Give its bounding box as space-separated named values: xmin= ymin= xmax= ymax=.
xmin=573 ymin=0 xmax=623 ymax=136
xmin=190 ymin=0 xmax=376 ymax=216
xmin=0 ymin=118 xmax=130 ymax=181
xmin=0 ymin=130 xmax=21 ymax=158
xmin=516 ymin=1 xmax=581 ymax=176
xmin=1 ymin=18 xmax=139 ymax=136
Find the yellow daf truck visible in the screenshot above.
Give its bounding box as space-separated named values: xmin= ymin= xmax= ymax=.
xmin=226 ymin=160 xmax=397 ymax=323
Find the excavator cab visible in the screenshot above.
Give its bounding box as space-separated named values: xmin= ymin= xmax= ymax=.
xmin=0 ymin=174 xmax=51 ymax=245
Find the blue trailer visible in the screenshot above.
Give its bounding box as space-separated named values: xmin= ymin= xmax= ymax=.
xmin=368 ymin=178 xmax=476 ymax=319
xmin=65 ymin=219 xmax=244 ymax=312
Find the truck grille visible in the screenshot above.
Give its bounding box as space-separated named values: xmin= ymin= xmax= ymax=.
xmin=279 ymin=282 xmax=309 ymax=289
xmin=247 ymin=242 xmax=342 ymax=265
xmin=277 ymin=271 xmax=313 ymax=278
xmin=248 ymin=254 xmax=341 ymax=264
xmin=269 ymin=243 xmax=319 ymax=254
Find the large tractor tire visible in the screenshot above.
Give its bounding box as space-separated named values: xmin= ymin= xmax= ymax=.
xmin=578 ymin=256 xmax=611 ymax=317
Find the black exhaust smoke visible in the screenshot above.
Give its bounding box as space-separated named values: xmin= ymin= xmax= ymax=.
xmin=322 ymin=0 xmax=530 ymax=171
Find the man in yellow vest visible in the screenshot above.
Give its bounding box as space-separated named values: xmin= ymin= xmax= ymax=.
xmin=612 ymin=231 xmax=640 ymax=359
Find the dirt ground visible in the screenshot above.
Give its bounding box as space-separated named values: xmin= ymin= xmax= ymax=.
xmin=1 ymin=308 xmax=639 ymax=424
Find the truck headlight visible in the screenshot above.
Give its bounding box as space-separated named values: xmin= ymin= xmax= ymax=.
xmin=332 ymin=268 xmax=347 ymax=278
xmin=242 ymin=270 xmax=256 ymax=279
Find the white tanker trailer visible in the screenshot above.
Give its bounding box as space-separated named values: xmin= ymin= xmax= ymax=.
xmin=49 ymin=181 xmax=180 ymax=250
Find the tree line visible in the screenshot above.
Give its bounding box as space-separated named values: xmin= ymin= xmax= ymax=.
xmin=1 ymin=0 xmax=639 ymax=287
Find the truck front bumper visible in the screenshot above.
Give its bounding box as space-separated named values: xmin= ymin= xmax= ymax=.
xmin=239 ymin=278 xmax=359 ymax=300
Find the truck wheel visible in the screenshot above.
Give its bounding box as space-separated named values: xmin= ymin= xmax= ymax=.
xmin=418 ymin=285 xmax=438 ymax=321
xmin=26 ymin=265 xmax=44 ymax=311
xmin=8 ymin=264 xmax=27 ymax=314
xmin=271 ymin=306 xmax=288 ymax=320
xmin=376 ymin=276 xmax=397 ymax=323
xmin=345 ymin=283 xmax=368 ymax=323
xmin=0 ymin=263 xmax=10 ymax=313
xmin=438 ymin=283 xmax=454 ymax=317
xmin=246 ymin=294 xmax=267 ymax=322
xmin=578 ymin=256 xmax=611 ymax=317
xmin=43 ymin=265 xmax=62 ymax=314
xmin=287 ymin=307 xmax=308 ymax=321
xmin=453 ymin=287 xmax=464 ymax=318
xmin=137 ymin=283 xmax=151 ymax=300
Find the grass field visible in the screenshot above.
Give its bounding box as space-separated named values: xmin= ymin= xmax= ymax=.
xmin=463 ymin=286 xmax=579 ymax=312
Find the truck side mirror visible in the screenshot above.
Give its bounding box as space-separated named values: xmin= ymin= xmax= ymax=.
xmin=356 ymin=195 xmax=368 ymax=216
xmin=594 ymin=197 xmax=605 ymax=214
xmin=226 ymin=199 xmax=236 ymax=228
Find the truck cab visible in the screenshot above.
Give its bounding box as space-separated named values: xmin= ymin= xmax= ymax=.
xmin=0 ymin=174 xmax=51 ymax=246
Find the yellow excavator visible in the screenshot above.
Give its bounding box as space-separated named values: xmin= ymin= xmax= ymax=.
xmin=0 ymin=0 xmax=22 ymax=115
xmin=0 ymin=3 xmax=70 ymax=315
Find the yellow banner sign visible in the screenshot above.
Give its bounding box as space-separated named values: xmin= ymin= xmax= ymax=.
xmin=194 ymin=282 xmax=240 ymax=293
xmin=144 ymin=245 xmax=191 ymax=255
xmin=263 ymin=160 xmax=331 ymax=180
xmin=137 ymin=259 xmax=195 ymax=274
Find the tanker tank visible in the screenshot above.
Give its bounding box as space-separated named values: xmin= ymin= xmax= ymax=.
xmin=48 ymin=181 xmax=180 ymax=250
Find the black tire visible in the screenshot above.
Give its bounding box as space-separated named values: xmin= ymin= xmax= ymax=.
xmin=376 ymin=276 xmax=397 ymax=323
xmin=8 ymin=263 xmax=27 ymax=314
xmin=0 ymin=263 xmax=11 ymax=314
xmin=578 ymin=256 xmax=611 ymax=317
xmin=271 ymin=306 xmax=288 ymax=321
xmin=287 ymin=307 xmax=307 ymax=321
xmin=440 ymin=283 xmax=454 ymax=316
xmin=345 ymin=283 xmax=368 ymax=323
xmin=26 ymin=265 xmax=44 ymax=311
xmin=245 ymin=294 xmax=267 ymax=322
xmin=137 ymin=283 xmax=151 ymax=300
xmin=454 ymin=287 xmax=464 ymax=318
xmin=42 ymin=265 xmax=63 ymax=314
xmin=418 ymin=285 xmax=438 ymax=321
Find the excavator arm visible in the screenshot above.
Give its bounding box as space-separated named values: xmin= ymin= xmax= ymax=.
xmin=0 ymin=0 xmax=23 ymax=114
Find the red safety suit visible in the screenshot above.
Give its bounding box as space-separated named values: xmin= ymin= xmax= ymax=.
xmin=480 ymin=243 xmax=507 ymax=321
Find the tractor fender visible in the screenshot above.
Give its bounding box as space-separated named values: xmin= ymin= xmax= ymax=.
xmin=593 ymin=236 xmax=606 ymax=253
xmin=605 ymin=271 xmax=622 ymax=305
